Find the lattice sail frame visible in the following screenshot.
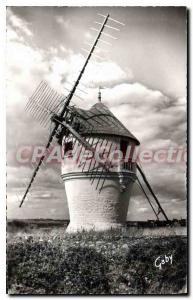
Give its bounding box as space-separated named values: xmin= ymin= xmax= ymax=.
xmin=25 ymin=81 xmax=66 ymax=128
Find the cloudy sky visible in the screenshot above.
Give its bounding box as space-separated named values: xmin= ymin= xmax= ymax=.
xmin=6 ymin=6 xmax=187 ymax=221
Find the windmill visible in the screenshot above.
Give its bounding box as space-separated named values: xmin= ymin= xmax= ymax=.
xmin=19 ymin=13 xmax=169 ymax=231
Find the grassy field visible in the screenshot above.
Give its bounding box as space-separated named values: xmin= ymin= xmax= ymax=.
xmin=7 ymin=227 xmax=187 ymax=295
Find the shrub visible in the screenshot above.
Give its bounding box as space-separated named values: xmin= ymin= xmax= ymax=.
xmin=7 ymin=231 xmax=187 ymax=295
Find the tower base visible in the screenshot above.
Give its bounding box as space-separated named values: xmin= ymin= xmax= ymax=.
xmin=62 ymin=171 xmax=136 ymax=233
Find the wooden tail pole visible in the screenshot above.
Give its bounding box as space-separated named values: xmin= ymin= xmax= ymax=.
xmin=137 ymin=164 xmax=169 ymax=221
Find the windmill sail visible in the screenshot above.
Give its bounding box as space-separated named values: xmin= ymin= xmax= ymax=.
xmin=19 ymin=14 xmax=111 ymax=207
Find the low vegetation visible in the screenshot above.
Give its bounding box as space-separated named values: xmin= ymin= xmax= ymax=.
xmin=7 ymin=229 xmax=187 ymax=295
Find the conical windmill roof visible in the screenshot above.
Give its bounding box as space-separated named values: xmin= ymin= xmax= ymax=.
xmin=73 ymin=102 xmax=140 ymax=145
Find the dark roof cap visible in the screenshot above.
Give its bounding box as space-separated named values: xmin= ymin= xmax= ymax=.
xmin=73 ymin=102 xmax=140 ymax=145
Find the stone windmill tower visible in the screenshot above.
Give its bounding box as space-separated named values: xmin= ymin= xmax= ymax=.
xmin=61 ymin=91 xmax=140 ymax=232
xmin=20 ymin=14 xmax=169 ymax=230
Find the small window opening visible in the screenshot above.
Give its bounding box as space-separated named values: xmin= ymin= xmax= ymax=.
xmin=120 ymin=140 xmax=128 ymax=159
xmin=64 ymin=141 xmax=73 ymax=155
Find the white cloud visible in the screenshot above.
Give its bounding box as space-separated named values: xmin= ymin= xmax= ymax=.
xmin=6 ymin=39 xmax=49 ymax=109
xmin=55 ymin=16 xmax=70 ymax=30
xmin=81 ymin=60 xmax=133 ymax=87
xmin=6 ymin=27 xmax=24 ymax=43
xmin=59 ymin=45 xmax=67 ymax=53
xmin=138 ymin=207 xmax=148 ymax=212
xmin=7 ymin=8 xmax=33 ymax=37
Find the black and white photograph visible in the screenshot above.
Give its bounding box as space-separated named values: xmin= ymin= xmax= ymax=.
xmin=6 ymin=5 xmax=187 ymax=295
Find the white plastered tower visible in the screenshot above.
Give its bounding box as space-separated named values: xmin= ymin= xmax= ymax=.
xmin=61 ymin=101 xmax=140 ymax=232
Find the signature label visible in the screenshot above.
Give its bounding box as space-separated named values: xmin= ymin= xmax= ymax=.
xmin=154 ymin=254 xmax=173 ymax=270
